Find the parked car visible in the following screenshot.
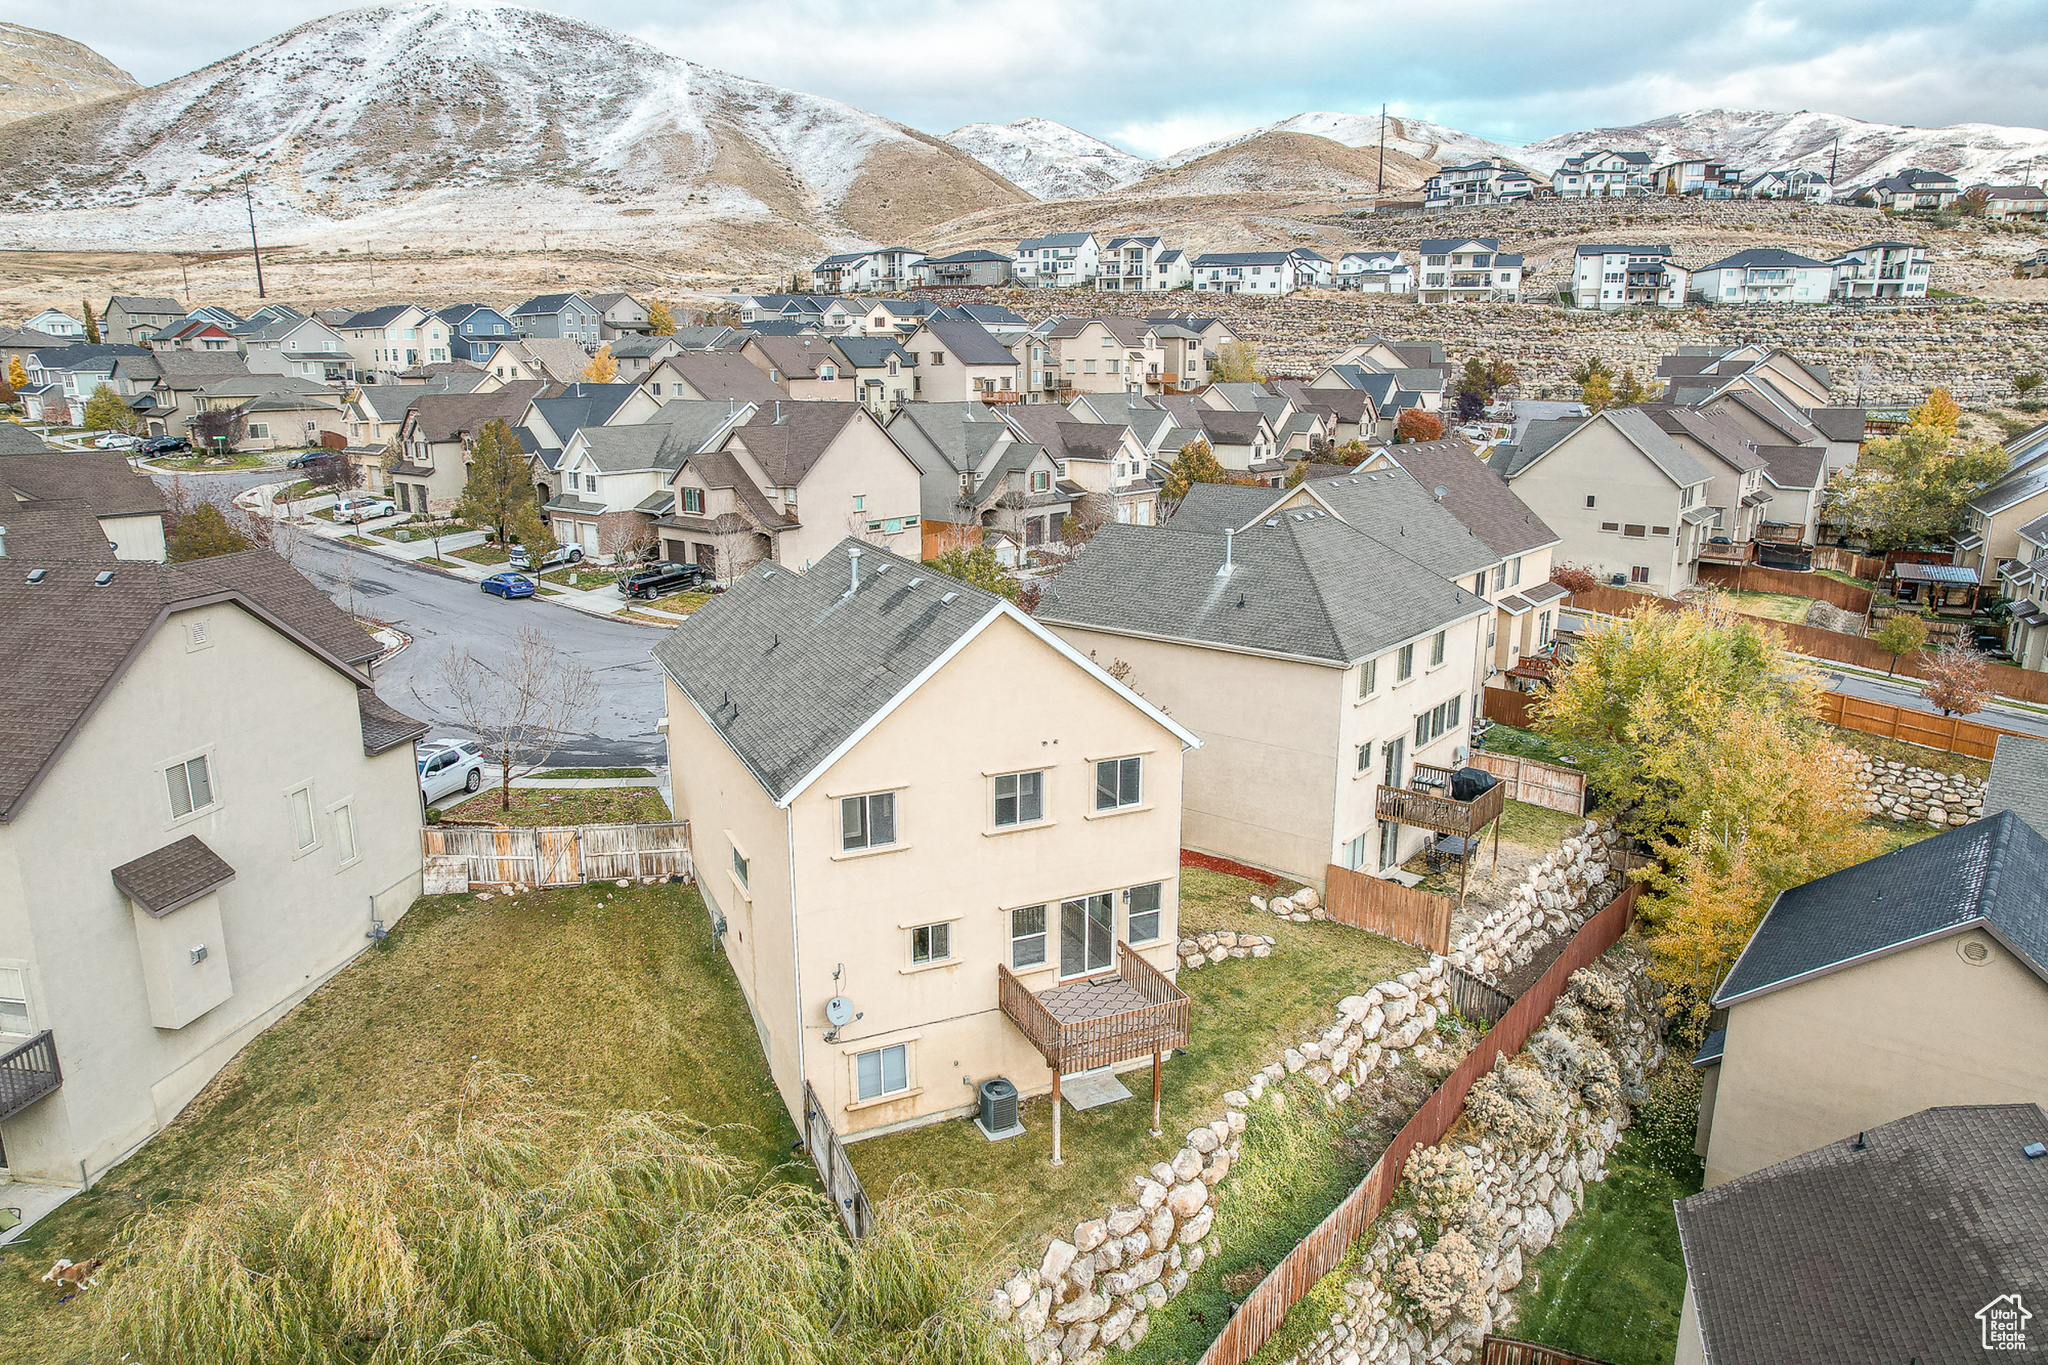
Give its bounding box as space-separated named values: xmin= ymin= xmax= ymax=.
xmin=285 ymin=450 xmax=331 ymax=469
xmin=141 ymin=436 xmax=190 ymax=455
xmin=508 ymin=543 xmax=583 ymax=572
xmin=481 ymin=572 xmax=537 ymax=599
xmin=94 ymin=432 xmax=141 ymax=450
xmin=418 ymin=739 xmax=486 ymax=805
xmin=618 ymin=561 xmax=709 ymax=600
xmin=333 ymin=496 xmax=398 ymax=523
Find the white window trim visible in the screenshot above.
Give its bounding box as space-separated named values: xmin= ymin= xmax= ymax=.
xmin=326 ymin=795 xmax=361 ymax=870
xmin=845 ymin=1035 xmax=922 ymax=1111
xmin=0 ymin=960 xmax=35 ymax=1040
xmin=161 ymin=745 xmax=219 ymax=830
xmin=285 ymin=781 xmax=323 ymax=859
xmin=727 ymin=833 xmax=752 ymax=903
xmin=988 ymin=768 xmax=1051 ymax=834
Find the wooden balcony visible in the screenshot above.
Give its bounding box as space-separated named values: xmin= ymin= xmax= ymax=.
xmin=1506 ymin=648 xmax=1557 ymax=683
xmin=1377 ymin=762 xmax=1507 ymax=839
xmin=978 ymin=391 xmax=1022 ymax=405
xmin=0 ymin=1030 xmax=61 ymax=1122
xmin=1698 ymin=539 xmax=1753 ymax=565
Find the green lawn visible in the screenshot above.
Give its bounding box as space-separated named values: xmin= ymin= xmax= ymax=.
xmin=1507 ymin=1128 xmax=1699 ymax=1365
xmin=1826 ymin=726 xmax=1992 ymax=781
xmin=1727 ymin=589 xmax=1820 ymax=624
xmin=155 ymin=452 xmax=269 ymax=471
xmin=0 ymin=883 xmax=796 ymax=1365
xmin=847 ymin=869 xmax=1422 ymax=1270
xmin=1480 ymin=723 xmax=1585 ymax=771
xmin=439 ymin=785 xmax=672 ymax=826
xmin=647 ymin=588 xmax=715 ymax=615
xmin=1815 ymin=569 xmax=1876 ymax=589
xmin=452 ymin=542 xmax=511 ymax=566
xmin=537 ymin=767 xmax=657 ymax=780
xmin=542 ymin=566 xmax=622 ymax=589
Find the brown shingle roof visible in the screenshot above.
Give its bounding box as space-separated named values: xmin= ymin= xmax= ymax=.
xmin=1372 ymin=438 xmax=1558 ymax=559
xmin=405 ymin=380 xmax=548 ymax=444
xmin=746 ymin=334 xmax=841 ymax=380
xmin=2 ymin=448 xmax=167 ymax=517
xmin=359 ymin=690 xmax=428 ymax=754
xmin=111 ymin=835 xmax=237 ymax=915
xmin=657 ymin=352 xmax=787 ymax=403
xmin=729 ymin=402 xmax=862 ymax=487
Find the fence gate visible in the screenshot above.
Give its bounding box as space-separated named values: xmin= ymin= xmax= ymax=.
xmin=535 ymin=827 xmax=582 ymax=886
xmin=803 ymin=1081 xmax=873 ymax=1240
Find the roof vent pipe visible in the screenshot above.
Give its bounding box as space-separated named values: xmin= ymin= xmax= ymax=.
xmin=0 ymin=524 xmax=7 ymax=557
xmin=774 ymin=400 xmax=784 ymax=424
xmin=847 ymin=546 xmax=862 ymax=594
xmin=1218 ymin=526 xmax=1234 ymax=576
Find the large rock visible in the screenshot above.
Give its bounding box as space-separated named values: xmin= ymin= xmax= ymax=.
xmin=1041 ymin=1239 xmax=1077 ymax=1285
xmin=1187 ymin=1126 xmax=1221 ymax=1155
xmin=1074 ymin=1219 xmax=1108 ymax=1254
xmin=1496 ymin=1246 xmax=1524 ymax=1293
xmin=1520 ymin=1205 xmax=1556 ymax=1251
xmin=1098 ymin=1304 xmax=1137 ymax=1346
xmin=1177 ymin=1206 xmax=1215 ymax=1244
xmin=1129 ymin=1252 xmax=1166 ymax=1288
xmin=1007 ymin=1274 xmax=1035 ymax=1308
xmin=1170 ymin=1146 xmax=1204 ymax=1182
xmin=1201 ymin=1150 xmax=1232 ymax=1185
xmin=1166 ymin=1181 xmax=1209 ymax=1218
xmin=1017 ymin=1287 xmax=1053 ymax=1335
xmin=1135 ymin=1178 xmax=1167 ymax=1211
xmin=1149 ymin=1206 xmax=1176 ymax=1252
xmin=1107 ymin=1205 xmax=1146 ymax=1238
xmin=1055 ymin=1292 xmax=1108 ymax=1326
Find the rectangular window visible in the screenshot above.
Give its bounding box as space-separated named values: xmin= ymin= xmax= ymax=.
xmin=1510 ymin=556 xmax=1523 ymax=586
xmin=853 ymin=495 xmax=865 ymax=512
xmin=910 ymin=922 xmax=950 ymax=964
xmin=289 ymin=785 xmax=317 ymax=852
xmin=855 ymin=1043 xmax=908 ymax=1100
xmin=247 ymin=423 xmax=269 ymax=438
xmin=167 ymin=755 xmax=213 ymax=819
xmin=1397 ymin=644 xmax=1415 ymax=681
xmin=1623 ymin=524 xmax=1646 ymax=538
xmin=1630 ymin=566 xmax=1651 ymax=584
xmin=0 ymin=966 xmax=29 ymax=1036
xmin=841 ymin=791 xmax=897 ymax=851
xmin=1651 ymin=525 xmax=1670 ymax=537
xmin=993 ymin=770 xmax=1044 ymax=827
xmin=1492 ymin=564 xmax=1506 ymax=592
xmin=1379 ymin=819 xmax=1401 ymax=871
xmin=1430 ymin=631 xmax=1446 ymax=666
xmin=1059 ymin=893 xmax=1115 ymax=977
xmin=1449 ymin=694 xmax=1462 ymax=729
xmin=1601 ymin=521 xmax=1620 ymax=532
xmin=1011 ymin=904 xmax=1048 ymax=968
xmin=1415 ymin=712 xmax=1430 ymax=746
xmin=1031 ymin=470 xmax=1050 ymax=493
xmin=1357 ymin=742 xmax=1371 ymax=773
xmin=1094 ymin=756 xmax=1142 ymax=811
xmin=333 ymin=803 xmax=358 ymax=865
xmin=1358 ymin=658 xmax=1377 ymax=698
xmin=683 ymin=487 xmax=703 ymax=514
xmin=1127 ymin=882 xmax=1162 ymax=944
xmin=1585 ymin=495 xmax=1597 ymax=508
xmin=1343 ymin=832 xmax=1368 ymax=871
xmin=731 ymin=845 xmax=748 ymax=888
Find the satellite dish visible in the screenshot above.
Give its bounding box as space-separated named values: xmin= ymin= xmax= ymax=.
xmin=1434 ymin=485 xmax=1449 ymax=501
xmin=825 ymin=996 xmax=855 ymax=1028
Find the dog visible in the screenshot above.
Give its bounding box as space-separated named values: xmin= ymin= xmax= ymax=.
xmin=40 ymin=1257 xmax=104 ymax=1291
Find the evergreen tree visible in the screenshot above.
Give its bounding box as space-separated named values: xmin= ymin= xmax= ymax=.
xmin=166 ymin=504 xmax=252 ymax=562
xmin=81 ymin=299 xmax=100 ymax=344
xmin=82 ymin=382 xmax=133 ymax=431
xmin=1160 ymin=438 xmax=1228 ymax=503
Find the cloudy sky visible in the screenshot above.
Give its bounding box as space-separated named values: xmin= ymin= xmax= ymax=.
xmin=27 ymin=0 xmax=2048 ymax=157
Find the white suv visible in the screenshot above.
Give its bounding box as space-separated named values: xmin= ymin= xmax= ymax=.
xmin=334 ymin=496 xmax=398 ymax=523
xmin=418 ymin=740 xmax=486 ymax=805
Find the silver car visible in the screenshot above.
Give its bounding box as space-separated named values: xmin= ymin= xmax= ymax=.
xmin=418 ymin=740 xmax=486 ymax=804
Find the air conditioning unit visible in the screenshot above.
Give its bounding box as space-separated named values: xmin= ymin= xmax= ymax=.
xmin=976 ymin=1077 xmax=1022 ymax=1141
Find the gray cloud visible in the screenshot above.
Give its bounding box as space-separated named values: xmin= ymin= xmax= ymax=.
xmin=23 ymin=0 xmax=2048 ymax=157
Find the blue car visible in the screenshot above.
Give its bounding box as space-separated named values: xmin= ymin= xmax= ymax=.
xmin=481 ymin=572 xmax=536 ymax=599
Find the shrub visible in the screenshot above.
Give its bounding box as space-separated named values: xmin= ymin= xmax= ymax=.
xmin=1631 ymin=1065 xmax=1705 ymax=1186
xmin=1464 ymin=1058 xmax=1565 ymax=1149
xmin=1392 ymin=1231 xmax=1489 ymax=1326
xmin=1404 ymin=1144 xmax=1477 ymax=1224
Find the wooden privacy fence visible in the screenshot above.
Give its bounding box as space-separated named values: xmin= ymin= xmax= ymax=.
xmin=1468 ymin=751 xmax=1587 ymax=815
xmin=1816 ymin=691 xmax=2033 ymax=760
xmin=1446 ymin=965 xmax=1516 ymax=1026
xmin=1323 ymin=865 xmax=1455 ymax=954
xmin=803 ymin=1081 xmax=873 ymax=1240
xmin=1813 ymin=546 xmax=1885 ymax=582
xmin=1482 ymin=685 xmax=1539 ymax=729
xmin=1482 ymin=1337 xmax=1614 ymax=1365
xmin=421 ymin=821 xmax=692 ymax=886
xmin=1696 ymin=562 xmax=1874 ymax=613
xmin=1196 ymin=883 xmax=1640 ymax=1365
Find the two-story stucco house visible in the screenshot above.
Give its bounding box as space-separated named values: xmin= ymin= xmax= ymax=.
xmin=101 ymin=296 xmax=185 ymax=345
xmin=0 ymin=549 xmax=425 ymax=1186
xmin=904 ymin=318 xmax=1021 ymax=404
xmin=1571 ymin=245 xmax=1688 ymax=309
xmin=1690 ymin=250 xmax=1834 ymax=305
xmin=1014 ymin=233 xmax=1100 ymax=288
xmin=389 ymin=380 xmax=551 ymax=514
xmin=1 ymin=441 xmax=169 ymax=562
xmin=1415 ymin=239 xmax=1524 ymax=303
xmin=656 ymin=539 xmax=1197 ymax=1144
xmin=544 ymin=402 xmax=755 ymax=562
xmin=741 ymin=334 xmax=858 ymax=402
xmin=510 ymin=294 xmax=601 ymax=348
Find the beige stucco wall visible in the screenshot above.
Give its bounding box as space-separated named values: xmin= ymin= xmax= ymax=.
xmin=1508 ymin=422 xmax=1698 ymax=592
xmin=0 ymin=603 xmax=421 ymax=1184
xmin=664 ymin=612 xmax=1186 ymax=1138
xmin=772 ymin=413 xmax=924 ymax=571
xmin=1674 ymin=1280 xmax=1706 ymax=1365
xmin=1702 ymin=928 xmax=2048 ymax=1187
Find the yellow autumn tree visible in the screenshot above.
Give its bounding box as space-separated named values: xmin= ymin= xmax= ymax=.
xmin=1907 ymin=386 xmax=1961 ymax=437
xmin=581 ymin=344 xmax=618 ymax=383
xmin=6 ymin=355 xmax=25 ymax=391
xmin=647 ymin=301 xmax=676 ymax=336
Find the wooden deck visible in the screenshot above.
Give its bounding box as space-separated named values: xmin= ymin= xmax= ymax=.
xmin=0 ymin=1030 xmax=61 ymax=1122
xmin=1376 ymin=762 xmax=1507 ymax=838
xmin=999 ymin=945 xmax=1190 ymax=1074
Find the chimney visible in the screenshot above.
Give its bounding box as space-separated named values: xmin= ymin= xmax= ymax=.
xmin=1217 ymin=526 xmax=1234 ymax=576
xmin=847 ymin=546 xmax=862 ymax=593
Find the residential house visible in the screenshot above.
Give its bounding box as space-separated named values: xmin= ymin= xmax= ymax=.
xmin=1971 ymin=184 xmax=2048 ymax=220
xmin=0 ymin=328 xmax=75 ymax=372
xmin=23 ymin=308 xmax=83 ymax=338
xmin=1984 ymin=734 xmax=2048 ymax=831
xmin=1739 ymin=167 xmax=1832 ymax=202
xmin=1198 ymin=382 xmax=1326 ymax=456
xmin=1653 ymin=159 xmax=1744 ymax=197
xmin=602 ymin=336 xmax=681 ymax=382
xmin=588 ymin=293 xmax=650 ymax=340
xmin=113 ymin=350 xmax=253 ymax=438
xmin=1028 ymin=317 xmax=1165 ymax=401
xmin=1657 ymin=344 xmax=1836 ymax=411
xmin=657 ymin=401 xmax=924 ymax=573
xmin=1040 ymin=473 xmax=1493 ymax=886
xmin=829 ymin=336 xmax=917 ymax=417
xmin=1014 ymin=233 xmax=1100 ymax=288
xmin=237 ymin=314 xmax=354 ymax=384
xmin=545 ymin=402 xmax=755 ymax=561
xmin=0 ymin=549 xmax=425 ymax=1185
xmin=343 ymin=385 xmax=420 ymax=455
xmin=1690 ymin=249 xmax=1834 ymax=304
xmin=101 ymin=296 xmax=185 ymax=345
xmin=436 ymin=304 xmax=517 ymax=361
xmin=1638 ymin=405 xmax=1774 ymax=558
xmin=1422 ymin=160 xmax=1539 ymax=207
xmin=1751 ymin=444 xmax=1830 ymax=549
xmin=1415 ymin=239 xmax=1524 ymax=303
xmin=510 ymin=294 xmax=601 ymax=347
xmin=147 ymin=318 xmax=238 ymax=352
xmin=388 ymin=380 xmax=550 ymax=513
xmin=1096 ymin=237 xmax=1174 ymax=292
xmin=1064 ymin=392 xmax=1183 ymax=458
xmin=1145 ymin=313 xmax=1242 ymax=369
xmin=1489 ymin=407 xmax=1715 ymax=591
xmin=194 ymin=377 xmax=348 ymax=453
xmin=645 ymin=352 xmax=789 ymax=405
xmin=1 ymin=442 xmax=170 ymax=561
xmin=1152 ymin=249 xmax=1193 ymax=291
xmin=1335 ymin=251 xmax=1412 ymax=293
xmin=1855 ymin=168 xmax=1961 ymax=211
xmin=655 ymin=539 xmax=1195 ymax=1140
xmin=1189 ymin=252 xmax=1311 ymax=296
xmin=492 ymin=337 xmax=588 ymax=385
xmin=904 ymin=318 xmax=1020 ymax=404
xmin=1549 ymin=148 xmax=1654 ymax=198
xmin=1156 ymin=395 xmax=1283 ymax=480
xmin=1996 ymin=513 xmax=2048 ymax=671
xmin=868 ymin=247 xmax=927 ymax=292
xmin=851 ymin=298 xmax=940 ymax=337
xmin=20 ymin=344 xmax=150 ymax=422
xmin=1570 ymin=245 xmax=1688 ymax=309
xmin=516 ymin=382 xmax=663 ymax=482
xmin=917 ymin=250 xmax=1014 ymax=287
xmin=1693 ymin=813 xmax=2048 ymax=1187
xmin=742 ymin=334 xmax=859 ymax=402
xmin=887 ymin=402 xmax=1070 ymax=554
xmin=1006 ymin=403 xmax=1161 ymax=530
xmin=1271 ymin=379 xmax=1376 ymax=446
xmin=668 ymin=324 xmax=754 ymax=353
xmin=810 ymin=254 xmax=877 ymax=294
xmin=1828 ymin=241 xmax=1931 ymax=299
xmin=1954 ymin=431 xmax=2048 ymax=586
xmin=334 ymin=305 xmax=451 ymax=377
xmin=1672 ymin=1104 xmax=2048 ymax=1365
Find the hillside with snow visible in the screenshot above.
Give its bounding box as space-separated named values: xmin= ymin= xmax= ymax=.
xmin=944 ymin=118 xmax=1147 ymax=200
xmin=1154 ymin=111 xmax=1523 ymax=176
xmin=0 ymin=3 xmax=1026 ymax=261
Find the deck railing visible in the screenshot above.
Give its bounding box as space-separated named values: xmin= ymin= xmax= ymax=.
xmin=998 ymin=944 xmax=1190 ymax=1074
xmin=1377 ymin=767 xmax=1506 ymax=838
xmin=0 ymin=1030 xmax=61 ymax=1123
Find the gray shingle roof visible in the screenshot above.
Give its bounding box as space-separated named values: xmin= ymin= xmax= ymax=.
xmin=1806 ymin=407 xmax=1866 ymax=443
xmin=659 ymin=352 xmax=787 ymax=402
xmin=359 ymin=690 xmax=428 ymax=755
xmin=1371 ymin=439 xmax=1559 ymax=559
xmin=1757 ymin=444 xmax=1826 ymax=491
xmin=1716 ymin=812 xmax=2048 ymax=1006
xmin=2 ymin=448 xmax=166 ymax=516
xmin=404 ymin=381 xmax=548 ymax=444
xmin=112 ymin=835 xmax=237 ymax=915
xmin=652 ymin=539 xmax=1006 ymax=800
xmin=1985 ymin=735 xmax=2048 ymax=837
xmin=730 ymin=402 xmax=865 ymax=487
xmin=921 ymin=318 xmax=1017 ymax=367
xmin=1640 ymin=404 xmax=1769 ymax=474
xmin=1038 ymin=509 xmax=1488 ymax=665
xmin=1674 ymin=1103 xmax=2048 ymax=1365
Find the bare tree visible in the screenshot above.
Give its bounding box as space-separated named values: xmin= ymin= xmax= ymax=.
xmin=434 ymin=627 xmax=599 ymax=812
xmin=189 ymin=406 xmax=247 ymax=454
xmin=708 ymin=514 xmax=766 ymax=583
xmin=1920 ymin=641 xmax=1993 ymax=717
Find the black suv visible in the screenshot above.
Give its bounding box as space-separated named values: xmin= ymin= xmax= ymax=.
xmin=618 ymin=561 xmax=710 ymax=600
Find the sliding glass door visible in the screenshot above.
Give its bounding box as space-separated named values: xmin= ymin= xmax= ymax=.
xmin=1059 ymin=894 xmax=1115 ymax=978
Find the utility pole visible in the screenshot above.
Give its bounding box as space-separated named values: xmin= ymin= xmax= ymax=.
xmin=367 ymin=241 xmax=375 ymax=290
xmin=1378 ymin=103 xmax=1387 ymax=195
xmin=1829 ymin=137 xmax=1840 ymax=193
xmin=179 ymin=257 xmax=190 ymax=299
xmin=242 ymin=175 xmax=266 ymax=299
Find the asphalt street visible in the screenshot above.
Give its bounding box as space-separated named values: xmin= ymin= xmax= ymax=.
xmin=1824 ymin=668 xmax=2048 ymax=739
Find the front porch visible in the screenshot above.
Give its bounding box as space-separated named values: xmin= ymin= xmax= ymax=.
xmin=999 ymin=945 xmax=1189 ymax=1165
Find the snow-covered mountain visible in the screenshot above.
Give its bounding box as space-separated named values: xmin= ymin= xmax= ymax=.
xmin=1519 ymin=109 xmax=2048 ymax=185
xmin=0 ymin=22 xmax=138 ymax=124
xmin=1149 ymin=111 xmax=1525 ymax=178
xmin=0 ymin=3 xmax=1026 ymax=257
xmin=944 ymin=118 xmax=1147 ymax=200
